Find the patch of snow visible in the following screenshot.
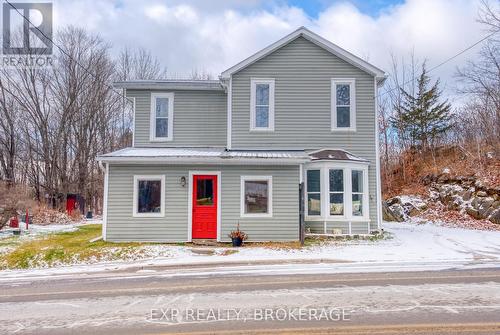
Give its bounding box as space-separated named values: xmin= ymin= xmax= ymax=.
xmin=399 ymin=195 xmax=427 ymax=210
xmin=1 ymin=220 xmax=500 ymax=280
xmin=442 ymin=167 xmax=451 ymax=174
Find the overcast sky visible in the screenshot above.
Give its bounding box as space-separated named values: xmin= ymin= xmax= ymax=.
xmin=27 ymin=0 xmax=497 ymax=102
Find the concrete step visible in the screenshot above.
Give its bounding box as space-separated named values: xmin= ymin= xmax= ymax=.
xmin=191 ymin=239 xmax=219 ymax=246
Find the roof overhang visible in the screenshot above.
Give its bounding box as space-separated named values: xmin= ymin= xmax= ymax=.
xmin=97 ymin=148 xmax=310 ymax=165
xmin=113 ymin=80 xmax=224 ymax=91
xmin=221 ymin=27 xmax=386 ymax=81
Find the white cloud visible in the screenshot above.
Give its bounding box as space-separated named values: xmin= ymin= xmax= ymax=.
xmin=52 ymin=0 xmax=489 ymax=101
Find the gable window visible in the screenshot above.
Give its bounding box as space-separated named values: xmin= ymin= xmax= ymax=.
xmin=331 ymin=79 xmax=355 ymax=131
xmin=150 ymin=92 xmax=174 ymax=141
xmin=133 ymin=175 xmax=165 ymax=217
xmin=241 ymin=176 xmax=272 ymax=217
xmin=329 ymin=169 xmax=344 ymax=215
xmin=250 ymin=79 xmax=275 ymax=131
xmin=306 ymin=170 xmax=321 ymax=216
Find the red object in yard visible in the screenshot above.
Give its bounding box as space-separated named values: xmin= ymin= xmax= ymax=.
xmin=9 ymin=216 xmax=19 ymax=228
xmin=66 ymin=196 xmax=76 ymax=214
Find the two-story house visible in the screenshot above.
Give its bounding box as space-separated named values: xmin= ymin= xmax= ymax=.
xmin=97 ymin=27 xmax=386 ymax=242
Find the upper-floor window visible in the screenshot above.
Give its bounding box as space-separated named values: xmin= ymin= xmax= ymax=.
xmin=331 ymin=79 xmax=355 ymax=131
xmin=150 ymin=92 xmax=174 ymax=141
xmin=250 ymin=78 xmax=275 ymax=131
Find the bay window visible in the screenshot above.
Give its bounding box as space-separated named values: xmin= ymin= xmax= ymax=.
xmin=305 ymin=164 xmax=368 ymax=221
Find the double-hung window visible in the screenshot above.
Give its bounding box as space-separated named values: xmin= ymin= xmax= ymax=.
xmin=329 ymin=169 xmax=344 ymax=216
xmin=306 ymin=170 xmax=321 ymax=216
xmin=133 ymin=175 xmax=165 ymax=217
xmin=351 ymin=170 xmax=364 ymax=216
xmin=250 ymin=79 xmax=275 ymax=131
xmin=150 ymin=92 xmax=174 ymax=141
xmin=241 ymin=176 xmax=272 ymax=217
xmin=331 ymin=79 xmax=355 ymax=131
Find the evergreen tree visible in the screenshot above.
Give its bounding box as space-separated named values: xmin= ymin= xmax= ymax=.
xmin=391 ymin=63 xmax=453 ymax=150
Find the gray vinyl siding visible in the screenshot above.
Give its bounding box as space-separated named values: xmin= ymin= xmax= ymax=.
xmin=231 ymin=36 xmax=379 ymax=230
xmin=128 ymin=89 xmax=227 ymax=147
xmin=306 ymin=221 xmax=369 ymax=235
xmin=305 ymin=221 xmax=323 ymax=234
xmin=106 ymin=164 xmax=299 ymax=242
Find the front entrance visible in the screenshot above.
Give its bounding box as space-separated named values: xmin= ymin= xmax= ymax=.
xmin=192 ymin=175 xmax=218 ymax=239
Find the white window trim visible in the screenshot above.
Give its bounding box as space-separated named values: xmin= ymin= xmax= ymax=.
xmin=331 ymin=78 xmax=356 ymax=131
xmin=250 ymin=78 xmax=275 ymax=131
xmin=133 ymin=175 xmax=165 ymax=217
xmin=327 ymin=168 xmax=346 ymax=218
xmin=240 ymin=175 xmax=273 ymax=218
xmin=305 ymin=169 xmax=322 ymax=217
xmin=150 ymin=92 xmax=174 ymax=141
xmin=304 ymin=162 xmax=369 ymax=222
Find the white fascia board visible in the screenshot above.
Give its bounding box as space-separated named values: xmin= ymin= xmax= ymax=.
xmin=113 ymin=82 xmax=224 ymax=91
xmin=221 ymin=27 xmax=386 ymax=80
xmin=96 ymin=156 xmax=309 ymax=165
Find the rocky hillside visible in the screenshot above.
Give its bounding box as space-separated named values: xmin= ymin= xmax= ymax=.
xmin=384 ymin=169 xmax=500 ymax=230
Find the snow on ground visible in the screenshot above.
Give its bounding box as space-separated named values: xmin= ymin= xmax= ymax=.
xmin=1 ymin=220 xmax=500 ymax=280
xmin=0 ymin=223 xmax=79 ymax=241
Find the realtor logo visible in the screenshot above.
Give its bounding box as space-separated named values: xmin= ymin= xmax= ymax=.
xmin=2 ymin=2 xmax=53 ymax=55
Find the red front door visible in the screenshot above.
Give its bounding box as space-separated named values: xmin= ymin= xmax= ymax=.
xmin=192 ymin=175 xmax=217 ymax=239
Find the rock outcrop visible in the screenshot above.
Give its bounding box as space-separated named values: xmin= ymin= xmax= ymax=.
xmin=385 ymin=169 xmax=499 ymax=225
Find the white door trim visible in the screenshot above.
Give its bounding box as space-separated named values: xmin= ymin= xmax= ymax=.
xmin=187 ymin=171 xmax=222 ymax=242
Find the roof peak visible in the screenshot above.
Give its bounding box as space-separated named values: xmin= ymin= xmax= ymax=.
xmin=221 ymin=26 xmax=386 ymax=81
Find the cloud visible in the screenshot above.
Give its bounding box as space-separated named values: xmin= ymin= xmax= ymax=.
xmin=52 ymin=0 xmax=488 ymax=101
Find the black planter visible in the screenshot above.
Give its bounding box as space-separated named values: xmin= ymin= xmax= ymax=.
xmin=231 ymin=237 xmax=243 ymax=247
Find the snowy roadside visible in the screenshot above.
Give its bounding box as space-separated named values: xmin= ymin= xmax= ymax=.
xmin=1 ymin=220 xmax=500 ymax=280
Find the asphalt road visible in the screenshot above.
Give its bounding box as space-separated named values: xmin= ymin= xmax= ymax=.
xmin=1 ymin=267 xmax=500 ymax=334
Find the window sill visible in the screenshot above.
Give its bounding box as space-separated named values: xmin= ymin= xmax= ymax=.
xmin=330 ymin=128 xmax=356 ymax=132
xmin=305 ymin=216 xmax=370 ymax=222
xmin=249 ymin=128 xmax=275 ymax=132
xmin=240 ymin=213 xmax=273 ymax=218
xmin=133 ymin=213 xmax=165 ymax=218
xmin=150 ymin=138 xmax=173 ymax=142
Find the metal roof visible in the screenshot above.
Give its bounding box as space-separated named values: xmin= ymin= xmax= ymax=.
xmin=98 ymin=147 xmax=309 ymax=165
xmin=113 ymin=80 xmax=224 ymax=91
xmin=308 ymin=149 xmax=369 ymax=163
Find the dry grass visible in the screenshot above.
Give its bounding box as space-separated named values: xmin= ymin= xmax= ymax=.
xmin=383 ymin=144 xmax=500 ymax=199
xmin=0 ymin=224 xmax=145 ymax=269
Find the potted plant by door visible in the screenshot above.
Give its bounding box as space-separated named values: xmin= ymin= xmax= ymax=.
xmin=228 ymin=224 xmax=248 ymax=247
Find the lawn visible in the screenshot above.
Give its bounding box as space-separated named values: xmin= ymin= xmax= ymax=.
xmin=0 ymin=224 xmax=146 ymax=269
xmin=0 ymin=224 xmax=387 ymax=270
